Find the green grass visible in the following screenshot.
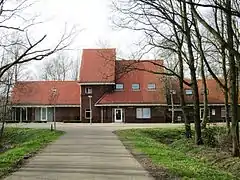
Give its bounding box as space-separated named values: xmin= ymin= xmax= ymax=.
xmin=116 ymin=128 xmax=238 ymax=180
xmin=0 ymin=128 xmax=64 ymax=178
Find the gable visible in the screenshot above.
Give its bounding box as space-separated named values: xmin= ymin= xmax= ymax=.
xmin=79 ymin=48 xmax=116 ymax=84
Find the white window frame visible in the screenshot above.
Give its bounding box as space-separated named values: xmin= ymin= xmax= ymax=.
xmin=85 ymin=87 xmax=92 ymax=94
xmin=185 ymin=89 xmax=193 ymax=95
xmin=115 ymin=83 xmax=124 ymax=91
xmin=132 ymin=83 xmax=140 ymax=91
xmin=136 ymin=108 xmax=151 ymax=119
xmin=148 ymin=83 xmax=156 ymax=90
xmin=41 ymin=107 xmax=47 ymax=121
xmin=85 ymin=109 xmax=91 ymax=119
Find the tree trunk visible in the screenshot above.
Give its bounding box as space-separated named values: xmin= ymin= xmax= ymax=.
xmin=191 ymin=6 xmax=209 ymax=129
xmin=183 ymin=0 xmax=202 ymax=144
xmin=171 ymin=91 xmax=175 ymax=123
xmin=221 ymin=46 xmax=230 ymax=133
xmin=178 ymin=51 xmax=191 ymax=138
xmin=226 ymin=0 xmax=239 ymax=157
xmin=200 ymin=55 xmax=208 ymax=129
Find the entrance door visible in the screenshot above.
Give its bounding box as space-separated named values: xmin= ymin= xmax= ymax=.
xmin=114 ymin=108 xmax=123 ymax=123
xmin=41 ymin=107 xmax=47 ymax=121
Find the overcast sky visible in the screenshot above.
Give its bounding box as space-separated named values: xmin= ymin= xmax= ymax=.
xmin=25 ymin=0 xmax=149 ymax=79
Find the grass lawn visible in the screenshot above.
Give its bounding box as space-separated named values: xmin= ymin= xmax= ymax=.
xmin=0 ymin=128 xmax=64 ymax=178
xmin=116 ymin=127 xmax=239 ymax=180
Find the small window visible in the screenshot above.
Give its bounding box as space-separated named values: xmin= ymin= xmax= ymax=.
xmin=132 ymin=83 xmax=140 ymax=90
xmin=136 ymin=108 xmax=151 ymax=119
xmin=221 ymin=107 xmax=226 ymax=117
xmin=85 ymin=87 xmax=92 ymax=94
xmin=115 ymin=83 xmax=124 ymax=90
xmin=148 ymin=83 xmax=156 ymax=90
xmin=185 ymin=89 xmax=193 ymax=95
xmin=201 ymin=89 xmax=209 ymax=95
xmin=85 ymin=109 xmax=91 ymax=119
xmin=212 ymin=109 xmax=216 ymax=116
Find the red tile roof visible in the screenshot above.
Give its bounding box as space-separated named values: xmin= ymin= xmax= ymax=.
xmin=197 ymin=79 xmax=224 ymax=104
xmin=172 ymin=78 xmax=225 ymax=104
xmin=96 ymin=60 xmax=167 ymax=105
xmin=79 ymin=48 xmax=116 ymax=84
xmin=12 ymin=81 xmax=80 ymax=105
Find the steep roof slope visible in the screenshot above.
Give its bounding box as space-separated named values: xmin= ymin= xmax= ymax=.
xmin=12 ymin=81 xmax=80 ymax=105
xmin=96 ymin=60 xmax=166 ymax=105
xmin=79 ymin=48 xmax=116 ymax=84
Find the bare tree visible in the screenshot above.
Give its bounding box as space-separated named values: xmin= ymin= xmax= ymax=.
xmin=0 ymin=0 xmax=78 ymax=140
xmin=41 ymin=52 xmax=75 ymax=81
xmin=112 ymin=0 xmax=199 ymax=141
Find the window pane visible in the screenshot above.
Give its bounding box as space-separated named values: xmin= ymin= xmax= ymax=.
xmin=85 ymin=88 xmax=92 ymax=94
xmin=185 ymin=89 xmax=193 ymax=95
xmin=41 ymin=108 xmax=46 ymax=119
xmin=116 ymin=83 xmax=124 ymax=90
xmin=212 ymin=109 xmax=216 ymax=116
xmin=132 ymin=83 xmax=140 ymax=90
xmin=142 ymin=108 xmax=151 ymax=118
xmin=148 ymin=83 xmax=156 ymax=90
xmin=136 ymin=108 xmax=142 ymax=118
xmin=221 ymin=107 xmax=226 ymax=117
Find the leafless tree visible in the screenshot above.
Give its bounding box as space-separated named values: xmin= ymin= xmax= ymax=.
xmin=112 ymin=0 xmax=198 ymax=141
xmin=0 ymin=0 xmax=79 ymax=140
xmin=41 ymin=52 xmax=76 ymax=81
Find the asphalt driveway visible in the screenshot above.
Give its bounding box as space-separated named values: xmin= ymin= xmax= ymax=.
xmin=4 ymin=123 xmax=181 ymax=180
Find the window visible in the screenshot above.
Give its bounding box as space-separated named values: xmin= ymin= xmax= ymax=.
xmin=85 ymin=109 xmax=91 ymax=119
xmin=85 ymin=87 xmax=92 ymax=94
xmin=185 ymin=89 xmax=193 ymax=95
xmin=212 ymin=109 xmax=216 ymax=116
xmin=136 ymin=108 xmax=151 ymax=119
xmin=148 ymin=83 xmax=156 ymax=90
xmin=132 ymin=83 xmax=140 ymax=90
xmin=201 ymin=89 xmax=209 ymax=95
xmin=41 ymin=108 xmax=47 ymax=121
xmin=221 ymin=107 xmax=226 ymax=117
xmin=115 ymin=83 xmax=124 ymax=91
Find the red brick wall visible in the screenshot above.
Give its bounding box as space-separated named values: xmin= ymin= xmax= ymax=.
xmin=80 ymin=85 xmax=114 ymax=123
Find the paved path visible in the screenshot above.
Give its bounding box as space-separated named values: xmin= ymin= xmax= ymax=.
xmin=4 ymin=124 xmax=165 ymax=180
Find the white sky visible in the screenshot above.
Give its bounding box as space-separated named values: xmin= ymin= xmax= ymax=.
xmin=26 ymin=0 xmax=149 ymax=79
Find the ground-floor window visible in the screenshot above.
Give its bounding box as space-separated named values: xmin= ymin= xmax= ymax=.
xmin=136 ymin=108 xmax=151 ymax=119
xmin=41 ymin=107 xmax=47 ymax=121
xmin=85 ymin=109 xmax=91 ymax=119
xmin=211 ymin=109 xmax=216 ymax=116
xmin=221 ymin=107 xmax=226 ymax=117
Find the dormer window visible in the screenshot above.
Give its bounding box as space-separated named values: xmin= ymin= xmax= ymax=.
xmin=85 ymin=87 xmax=92 ymax=94
xmin=185 ymin=89 xmax=193 ymax=95
xmin=132 ymin=83 xmax=140 ymax=91
xmin=148 ymin=83 xmax=156 ymax=90
xmin=115 ymin=83 xmax=124 ymax=91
